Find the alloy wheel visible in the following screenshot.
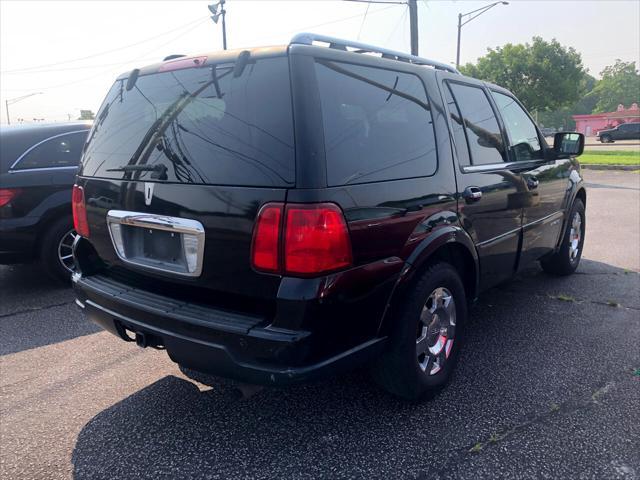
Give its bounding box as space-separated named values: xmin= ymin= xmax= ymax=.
xmin=57 ymin=229 xmax=78 ymax=273
xmin=568 ymin=212 xmax=582 ymax=263
xmin=416 ymin=287 xmax=456 ymax=375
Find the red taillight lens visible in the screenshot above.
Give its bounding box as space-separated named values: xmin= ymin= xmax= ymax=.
xmin=251 ymin=203 xmax=283 ymax=272
xmin=0 ymin=188 xmax=21 ymax=208
xmin=72 ymin=184 xmax=90 ymax=238
xmin=251 ymin=202 xmax=353 ymax=276
xmin=284 ymin=203 xmax=352 ymax=276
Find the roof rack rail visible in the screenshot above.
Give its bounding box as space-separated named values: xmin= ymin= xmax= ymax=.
xmin=290 ymin=32 xmax=460 ymax=74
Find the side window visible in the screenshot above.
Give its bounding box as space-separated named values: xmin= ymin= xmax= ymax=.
xmin=314 ymin=60 xmax=437 ymax=186
xmin=443 ymin=84 xmax=471 ymax=166
xmin=492 ymin=91 xmax=543 ymax=161
xmin=447 ymin=83 xmax=506 ymax=165
xmin=15 ymin=131 xmax=87 ymax=170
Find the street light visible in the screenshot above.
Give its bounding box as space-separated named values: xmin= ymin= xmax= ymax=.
xmin=208 ymin=0 xmax=227 ymax=50
xmin=4 ymin=92 xmax=43 ymax=125
xmin=456 ymin=1 xmax=509 ymax=68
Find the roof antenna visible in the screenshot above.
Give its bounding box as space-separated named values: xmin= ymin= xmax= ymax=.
xmin=125 ymin=68 xmax=140 ymax=91
xmin=233 ymin=50 xmax=251 ymax=77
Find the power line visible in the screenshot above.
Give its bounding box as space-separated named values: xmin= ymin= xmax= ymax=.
xmin=7 ymin=18 xmax=209 ymax=92
xmin=357 ymin=3 xmax=371 ymax=40
xmin=0 ymin=16 xmax=208 ymax=74
xmin=385 ymin=5 xmax=408 ymax=45
xmin=0 ymin=58 xmax=163 ymax=75
xmin=344 ymin=0 xmax=407 ymax=4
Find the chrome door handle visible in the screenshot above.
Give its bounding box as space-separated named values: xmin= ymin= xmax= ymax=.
xmin=463 ymin=186 xmax=482 ymax=203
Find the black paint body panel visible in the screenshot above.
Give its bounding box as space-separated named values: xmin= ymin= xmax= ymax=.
xmin=72 ymin=45 xmax=584 ymax=383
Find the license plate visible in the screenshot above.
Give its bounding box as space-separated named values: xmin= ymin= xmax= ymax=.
xmin=107 ymin=211 xmax=205 ymax=277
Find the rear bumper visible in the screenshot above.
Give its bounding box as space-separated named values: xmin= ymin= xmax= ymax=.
xmin=72 ymin=272 xmax=389 ymax=385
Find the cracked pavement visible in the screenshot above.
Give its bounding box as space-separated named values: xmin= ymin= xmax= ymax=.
xmin=1 ymin=170 xmax=639 ymax=479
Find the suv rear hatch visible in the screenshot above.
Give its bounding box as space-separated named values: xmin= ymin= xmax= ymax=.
xmin=76 ymin=50 xmax=295 ymax=307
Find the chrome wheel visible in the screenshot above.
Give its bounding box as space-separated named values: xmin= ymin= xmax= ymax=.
xmin=568 ymin=212 xmax=582 ymax=262
xmin=57 ymin=229 xmax=77 ymax=273
xmin=416 ymin=287 xmax=456 ymax=375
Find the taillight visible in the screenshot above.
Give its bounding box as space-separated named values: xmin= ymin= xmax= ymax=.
xmin=72 ymin=184 xmax=90 ymax=238
xmin=0 ymin=188 xmax=21 ymax=208
xmin=284 ymin=204 xmax=352 ymax=275
xmin=251 ymin=203 xmax=282 ymax=273
xmin=251 ymin=202 xmax=353 ymax=277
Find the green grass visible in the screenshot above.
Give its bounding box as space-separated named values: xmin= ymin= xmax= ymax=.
xmin=579 ymin=150 xmax=640 ymax=165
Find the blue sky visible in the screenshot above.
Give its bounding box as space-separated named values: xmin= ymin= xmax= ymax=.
xmin=1 ymin=0 xmax=639 ymax=123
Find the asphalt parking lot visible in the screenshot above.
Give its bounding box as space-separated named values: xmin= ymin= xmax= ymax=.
xmin=1 ymin=170 xmax=639 ymax=480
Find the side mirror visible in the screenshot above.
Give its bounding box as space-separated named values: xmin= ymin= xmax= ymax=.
xmin=553 ymin=132 xmax=584 ymax=158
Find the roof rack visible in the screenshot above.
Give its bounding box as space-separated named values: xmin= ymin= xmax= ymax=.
xmin=290 ymin=32 xmax=460 ymax=75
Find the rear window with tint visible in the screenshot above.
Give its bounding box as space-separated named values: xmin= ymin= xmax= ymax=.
xmin=314 ymin=60 xmax=437 ymax=186
xmin=81 ymin=56 xmax=295 ymax=186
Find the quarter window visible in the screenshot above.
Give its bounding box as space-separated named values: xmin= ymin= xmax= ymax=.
xmin=314 ymin=61 xmax=437 ymax=185
xmin=14 ymin=131 xmax=87 ymax=170
xmin=447 ymin=83 xmax=506 ymax=165
xmin=491 ymin=91 xmax=543 ymax=161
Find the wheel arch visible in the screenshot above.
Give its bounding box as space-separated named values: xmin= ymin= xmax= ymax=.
xmin=574 ymin=186 xmax=586 ymax=207
xmin=377 ymin=226 xmax=479 ymax=337
xmin=34 ymin=204 xmax=73 ymax=258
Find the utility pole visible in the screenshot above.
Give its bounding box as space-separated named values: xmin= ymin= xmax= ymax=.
xmin=408 ymin=0 xmax=418 ymax=56
xmin=456 ymin=1 xmax=509 ymax=68
xmin=4 ymin=92 xmax=43 ymax=125
xmin=208 ymin=0 xmax=227 ymax=50
xmin=456 ymin=13 xmax=462 ymax=69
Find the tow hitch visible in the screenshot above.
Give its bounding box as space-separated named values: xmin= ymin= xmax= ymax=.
xmin=114 ymin=320 xmax=165 ymax=350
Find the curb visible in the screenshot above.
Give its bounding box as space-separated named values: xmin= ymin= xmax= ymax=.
xmin=581 ymin=164 xmax=639 ymax=171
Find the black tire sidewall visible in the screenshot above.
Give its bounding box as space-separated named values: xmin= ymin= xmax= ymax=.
xmin=542 ymin=198 xmax=586 ymax=275
xmin=40 ymin=216 xmax=75 ymax=283
xmin=387 ymin=263 xmax=468 ymax=398
xmin=564 ymin=199 xmax=586 ymax=270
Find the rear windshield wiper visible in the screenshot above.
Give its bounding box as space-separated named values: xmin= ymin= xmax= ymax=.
xmin=107 ymin=163 xmax=168 ymax=180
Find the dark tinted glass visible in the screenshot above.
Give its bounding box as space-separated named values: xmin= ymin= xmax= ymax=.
xmin=491 ymin=91 xmax=542 ymax=161
xmin=443 ymin=84 xmax=471 ymax=166
xmin=81 ymin=57 xmax=294 ymax=186
xmin=448 ymin=83 xmax=506 ymax=165
xmin=15 ymin=131 xmax=87 ymax=170
xmin=314 ymin=60 xmax=437 ymax=186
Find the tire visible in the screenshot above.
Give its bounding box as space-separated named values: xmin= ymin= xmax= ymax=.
xmin=39 ymin=216 xmax=77 ymax=283
xmin=540 ymin=198 xmax=585 ymax=276
xmin=600 ymin=135 xmax=612 ymax=143
xmin=371 ymin=262 xmax=467 ymax=401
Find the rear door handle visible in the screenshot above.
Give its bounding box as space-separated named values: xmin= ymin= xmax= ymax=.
xmin=462 ymin=186 xmax=482 ymax=203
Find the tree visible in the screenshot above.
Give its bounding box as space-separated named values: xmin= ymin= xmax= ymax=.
xmin=459 ymin=37 xmax=586 ymax=113
xmin=538 ymin=73 xmax=597 ymax=130
xmin=78 ymin=110 xmax=95 ymax=120
xmin=590 ymin=60 xmax=640 ymax=113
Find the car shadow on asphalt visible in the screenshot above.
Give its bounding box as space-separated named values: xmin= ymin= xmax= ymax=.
xmin=69 ymin=259 xmax=639 ymax=479
xmin=0 ymin=264 xmax=101 ymax=355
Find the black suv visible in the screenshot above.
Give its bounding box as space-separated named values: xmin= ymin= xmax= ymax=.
xmin=72 ymin=34 xmax=586 ymax=400
xmin=0 ymin=122 xmax=91 ymax=281
xmin=597 ymin=122 xmax=640 ymax=143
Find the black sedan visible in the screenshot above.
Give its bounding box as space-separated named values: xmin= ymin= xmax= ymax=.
xmin=0 ymin=122 xmax=91 ymax=282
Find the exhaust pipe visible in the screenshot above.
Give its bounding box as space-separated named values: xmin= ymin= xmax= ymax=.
xmin=135 ymin=331 xmax=148 ymax=348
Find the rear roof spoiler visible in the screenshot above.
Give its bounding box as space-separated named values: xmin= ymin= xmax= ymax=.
xmin=290 ymin=32 xmax=460 ymax=74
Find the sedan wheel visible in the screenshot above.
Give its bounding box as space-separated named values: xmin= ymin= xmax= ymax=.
xmin=57 ymin=229 xmax=77 ymax=273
